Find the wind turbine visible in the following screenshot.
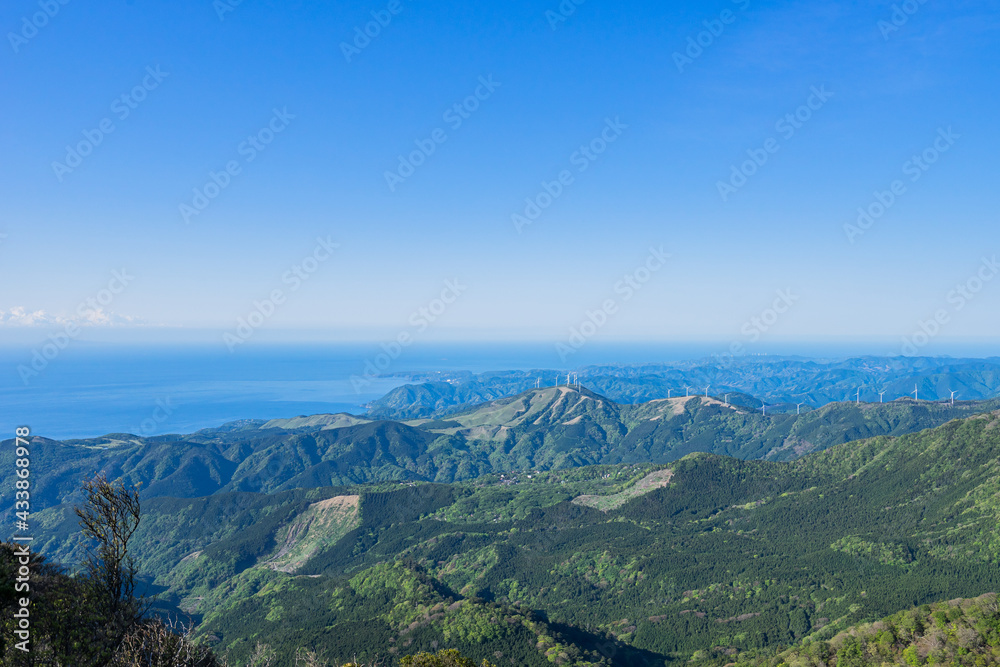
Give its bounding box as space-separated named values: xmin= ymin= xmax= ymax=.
xmin=724 ymin=394 xmax=729 ymax=406
xmin=761 ymin=401 xmax=767 ymax=416
xmin=879 ymin=391 xmax=886 ymax=403
xmin=912 ymin=385 xmax=919 ymax=402
xmin=856 ymin=388 xmax=861 ymax=405
xmin=705 ymin=385 xmax=710 ymax=398
xmin=950 ymin=390 xmax=958 ymax=407
xmin=685 ymin=386 xmax=690 ymax=397
xmin=668 ymin=388 xmax=672 ymax=399
xmin=797 ymin=402 xmax=804 ymax=415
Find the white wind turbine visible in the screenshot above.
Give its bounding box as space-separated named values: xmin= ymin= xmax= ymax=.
xmin=705 ymin=385 xmax=710 ymax=398
xmin=950 ymin=390 xmax=958 ymax=406
xmin=912 ymin=385 xmax=919 ymax=401
xmin=879 ymin=391 xmax=886 ymax=403
xmin=685 ymin=386 xmax=691 ymax=397
xmin=797 ymin=402 xmax=804 ymax=415
xmin=856 ymin=388 xmax=861 ymax=405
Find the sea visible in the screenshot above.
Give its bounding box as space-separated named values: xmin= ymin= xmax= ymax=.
xmin=2 ymin=339 xmax=994 ymax=440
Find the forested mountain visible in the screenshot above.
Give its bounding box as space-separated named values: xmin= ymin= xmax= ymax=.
xmin=21 ymin=410 xmax=1000 ymax=665
xmin=11 ymin=361 xmax=1000 ymax=665
xmin=5 ymin=388 xmax=997 ymax=513
xmin=366 ymin=356 xmax=1000 ymax=419
xmin=734 ymin=594 xmax=1000 ymax=666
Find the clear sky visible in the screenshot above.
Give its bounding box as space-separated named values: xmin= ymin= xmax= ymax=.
xmin=2 ymin=0 xmax=999 ymax=349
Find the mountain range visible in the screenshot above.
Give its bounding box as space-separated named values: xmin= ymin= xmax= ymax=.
xmin=10 ymin=357 xmax=1000 ymax=665
xmin=366 ymin=356 xmax=1000 ymax=419
xmin=7 ymin=388 xmax=998 ymax=512
xmin=19 ymin=408 xmax=1000 ymax=665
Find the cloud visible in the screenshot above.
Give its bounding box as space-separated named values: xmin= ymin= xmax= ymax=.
xmin=0 ymin=307 xmax=147 ymax=327
xmin=0 ymin=307 xmax=53 ymax=326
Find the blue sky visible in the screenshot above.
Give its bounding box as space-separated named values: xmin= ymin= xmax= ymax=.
xmin=2 ymin=0 xmax=999 ymax=349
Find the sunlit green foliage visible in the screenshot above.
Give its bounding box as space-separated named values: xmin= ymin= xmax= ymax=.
xmin=731 ymin=594 xmax=1000 ymax=667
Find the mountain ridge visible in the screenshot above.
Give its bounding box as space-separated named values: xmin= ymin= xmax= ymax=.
xmin=365 ymin=356 xmax=1000 ymax=420
xmin=6 ymin=389 xmax=1000 ymax=516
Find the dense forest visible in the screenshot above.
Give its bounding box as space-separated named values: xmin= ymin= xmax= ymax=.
xmin=10 ymin=409 xmax=1000 ymax=665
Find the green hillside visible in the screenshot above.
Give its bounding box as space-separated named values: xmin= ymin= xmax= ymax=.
xmin=23 ymin=410 xmax=1000 ymax=665
xmin=733 ymin=594 xmax=1000 ymax=666
xmin=5 ymin=389 xmax=997 ymax=517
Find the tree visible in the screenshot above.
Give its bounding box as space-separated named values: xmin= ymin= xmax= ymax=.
xmin=399 ymin=649 xmax=496 ymax=667
xmin=0 ymin=541 xmax=93 ymax=665
xmin=110 ymin=617 xmax=221 ymax=667
xmin=75 ymin=474 xmax=148 ymax=664
xmin=1 ymin=478 xmax=223 ymax=666
xmin=247 ymin=643 xmax=276 ymax=667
